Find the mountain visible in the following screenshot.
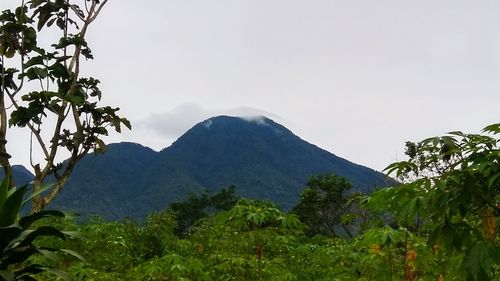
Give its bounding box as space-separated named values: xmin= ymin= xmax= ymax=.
xmin=150 ymin=116 xmax=389 ymax=208
xmin=0 ymin=165 xmax=33 ymax=186
xmin=53 ymin=142 xmax=159 ymax=219
xmin=19 ymin=116 xmax=392 ymax=220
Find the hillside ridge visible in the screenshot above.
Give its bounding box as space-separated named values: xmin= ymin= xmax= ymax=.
xmin=8 ymin=116 xmax=392 ymax=219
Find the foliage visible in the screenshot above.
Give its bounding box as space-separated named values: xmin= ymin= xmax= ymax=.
xmin=68 ymin=212 xmax=176 ymax=275
xmin=169 ymin=185 xmax=239 ymax=236
xmin=4 ymin=123 xmax=496 ymax=281
xmin=0 ymin=0 xmax=129 ymax=211
xmin=26 ymin=194 xmax=495 ymax=281
xmin=35 ymin=198 xmax=472 ymax=281
xmin=292 ymin=174 xmax=356 ymax=237
xmin=364 ymin=123 xmax=500 ymax=280
xmin=0 ymin=178 xmax=80 ymax=281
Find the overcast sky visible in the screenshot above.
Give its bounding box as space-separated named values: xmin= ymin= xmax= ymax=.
xmin=3 ymin=0 xmax=500 ymax=171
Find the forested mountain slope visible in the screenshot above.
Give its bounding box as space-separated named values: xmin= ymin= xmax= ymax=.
xmin=24 ymin=116 xmax=391 ymax=219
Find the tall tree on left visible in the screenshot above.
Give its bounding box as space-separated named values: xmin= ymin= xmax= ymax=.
xmin=0 ymin=0 xmax=130 ymax=212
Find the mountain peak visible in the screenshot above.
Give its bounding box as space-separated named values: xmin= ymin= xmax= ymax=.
xmin=200 ymin=115 xmax=277 ymax=129
xmin=191 ymin=115 xmax=289 ymax=137
xmin=49 ymin=115 xmax=391 ymax=220
xmin=159 ymin=115 xmax=390 ymax=209
xmin=167 ymin=115 xmax=292 ymax=153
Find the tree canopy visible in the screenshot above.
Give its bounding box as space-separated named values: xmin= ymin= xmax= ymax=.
xmin=0 ymin=0 xmax=129 ymax=211
xmin=364 ymin=123 xmax=500 ymax=280
xmin=292 ymin=174 xmax=356 ymax=237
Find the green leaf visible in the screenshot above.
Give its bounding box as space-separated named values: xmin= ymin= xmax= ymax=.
xmin=68 ymin=94 xmax=85 ymax=105
xmin=0 ymin=270 xmax=14 ymax=281
xmin=18 ymin=210 xmax=65 ymax=229
xmin=448 ymin=131 xmax=465 ymax=137
xmin=49 ymin=62 xmax=69 ymax=79
xmin=17 ymin=226 xmax=67 ymax=247
xmin=8 ymin=107 xmax=30 ymax=127
xmin=22 ymin=27 xmax=37 ymax=51
xmin=0 ymin=186 xmax=27 ymax=227
xmin=24 ymin=56 xmax=44 ymax=68
xmin=0 ymin=226 xmax=23 ymax=251
xmin=121 ymin=118 xmax=132 ymax=130
xmin=38 ymin=248 xmax=60 ymax=263
xmin=36 ymin=4 xmax=55 ymax=31
xmin=482 ymin=123 xmax=500 ymax=134
xmin=61 ymin=231 xmax=84 ymax=240
xmin=95 ymin=138 xmax=107 ymax=153
xmin=44 ymin=268 xmax=73 ymax=281
xmin=24 ymin=66 xmax=48 ymax=80
xmin=22 ymin=182 xmax=54 ymax=207
xmin=2 ymin=246 xmax=37 ymax=265
xmin=400 ymin=197 xmax=419 ymax=223
xmin=13 ymin=264 xmax=45 ymax=276
xmin=59 ymin=249 xmax=85 ymax=261
xmin=486 ymin=172 xmax=500 ymax=188
xmin=0 ymin=178 xmax=9 ymax=213
xmin=464 ymin=242 xmax=493 ymax=281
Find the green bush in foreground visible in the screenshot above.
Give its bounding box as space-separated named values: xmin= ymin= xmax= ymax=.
xmin=0 ymin=179 xmax=80 ymax=281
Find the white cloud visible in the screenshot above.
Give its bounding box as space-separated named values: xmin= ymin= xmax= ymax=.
xmin=113 ymin=103 xmax=285 ymax=151
xmin=136 ymin=102 xmax=209 ymax=140
xmin=203 ymin=119 xmax=213 ymax=129
xmin=3 ymin=0 xmax=499 ymax=171
xmin=238 ymin=115 xmax=270 ymax=126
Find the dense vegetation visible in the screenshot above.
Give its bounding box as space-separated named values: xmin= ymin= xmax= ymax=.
xmin=0 ymin=1 xmax=498 ymax=280
xmin=3 ymin=122 xmax=495 ymax=281
xmin=0 ymin=179 xmax=81 ymax=280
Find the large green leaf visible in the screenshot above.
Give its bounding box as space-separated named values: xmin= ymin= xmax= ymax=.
xmin=23 ymin=56 xmax=44 ymax=68
xmin=22 ymin=182 xmax=54 ymax=207
xmin=0 ymin=178 xmax=9 ymax=213
xmin=2 ymin=246 xmax=37 ymax=265
xmin=464 ymin=242 xmax=494 ymax=281
xmin=44 ymin=268 xmax=73 ymax=281
xmin=482 ymin=123 xmax=500 ymax=134
xmin=36 ymin=3 xmax=55 ymax=31
xmin=61 ymin=230 xmax=84 ymax=240
xmin=13 ymin=264 xmax=45 ymax=276
xmin=59 ymin=249 xmax=84 ymax=261
xmin=0 ymin=270 xmax=14 ymax=281
xmin=38 ymin=248 xmax=60 ymax=263
xmin=16 ymin=226 xmax=67 ymax=247
xmin=0 ymin=226 xmax=23 ymax=252
xmin=49 ymin=62 xmax=69 ymax=79
xmin=18 ymin=210 xmax=65 ymax=229
xmin=0 ymin=186 xmax=27 ymax=227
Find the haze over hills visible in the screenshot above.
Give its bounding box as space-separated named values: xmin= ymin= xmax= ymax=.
xmin=5 ymin=116 xmax=393 ymax=220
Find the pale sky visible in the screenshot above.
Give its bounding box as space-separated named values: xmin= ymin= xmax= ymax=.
xmin=3 ymin=0 xmax=500 ymax=172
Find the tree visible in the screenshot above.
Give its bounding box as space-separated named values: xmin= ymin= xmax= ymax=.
xmin=170 ymin=186 xmax=239 ymax=236
xmin=292 ymin=174 xmax=355 ymax=237
xmin=0 ymin=0 xmax=129 ymax=211
xmin=366 ymin=123 xmax=500 ymax=280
